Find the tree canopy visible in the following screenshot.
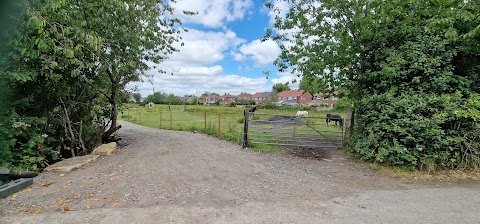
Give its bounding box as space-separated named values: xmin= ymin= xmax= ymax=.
xmin=272 ymin=83 xmax=291 ymax=93
xmin=266 ymin=0 xmax=480 ymax=169
xmin=0 ymin=0 xmax=185 ymax=170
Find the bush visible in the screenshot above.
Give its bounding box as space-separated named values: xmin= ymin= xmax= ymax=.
xmin=349 ymin=92 xmax=479 ymax=170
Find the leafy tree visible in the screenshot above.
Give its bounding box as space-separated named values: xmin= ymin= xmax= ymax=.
xmin=0 ymin=0 xmax=185 ymax=169
xmin=272 ymin=83 xmax=291 ymax=93
xmin=266 ymin=0 xmax=480 ymax=169
xmin=299 ymin=76 xmax=328 ymax=96
xmin=132 ymin=93 xmax=142 ymax=103
xmin=201 ymin=92 xmax=220 ymax=97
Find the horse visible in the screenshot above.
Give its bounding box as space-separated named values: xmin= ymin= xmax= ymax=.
xmin=147 ymin=102 xmax=154 ymax=108
xmin=296 ymin=111 xmax=308 ymax=117
xmin=244 ymin=106 xmax=257 ymax=119
xmin=326 ymin=113 xmax=343 ymax=127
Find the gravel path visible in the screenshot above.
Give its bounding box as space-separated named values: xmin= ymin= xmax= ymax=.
xmin=1 ymin=121 xmax=479 ymax=223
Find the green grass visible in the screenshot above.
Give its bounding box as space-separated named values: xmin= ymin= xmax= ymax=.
xmin=119 ymin=104 xmax=346 ymax=151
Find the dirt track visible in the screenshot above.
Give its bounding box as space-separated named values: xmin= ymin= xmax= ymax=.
xmin=1 ymin=121 xmax=479 ymax=224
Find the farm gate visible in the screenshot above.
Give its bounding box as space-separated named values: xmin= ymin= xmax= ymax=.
xmin=242 ymin=112 xmax=344 ymax=149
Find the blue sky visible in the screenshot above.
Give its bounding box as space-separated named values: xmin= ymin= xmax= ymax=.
xmin=130 ymin=0 xmax=297 ymax=97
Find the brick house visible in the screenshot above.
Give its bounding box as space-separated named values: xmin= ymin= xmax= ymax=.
xmin=204 ymin=95 xmax=220 ymax=105
xmin=276 ymin=90 xmax=312 ymax=106
xmin=251 ymin=92 xmax=272 ymax=104
xmin=310 ymin=92 xmax=339 ymax=108
xmin=220 ymin=93 xmax=236 ymax=104
xmin=236 ymin=92 xmax=253 ymax=100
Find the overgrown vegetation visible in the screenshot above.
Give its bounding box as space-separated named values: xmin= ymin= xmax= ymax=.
xmin=267 ymin=0 xmax=480 ymax=170
xmin=0 ymin=0 xmax=185 ymax=171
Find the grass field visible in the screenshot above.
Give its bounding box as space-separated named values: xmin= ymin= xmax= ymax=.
xmin=119 ymin=104 xmax=346 ymax=151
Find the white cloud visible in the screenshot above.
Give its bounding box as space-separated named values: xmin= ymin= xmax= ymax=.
xmin=130 ymin=65 xmax=269 ymax=97
xmin=271 ymin=71 xmax=300 ymax=89
xmin=173 ymin=0 xmax=254 ymax=28
xmin=265 ymin=0 xmax=291 ymax=25
xmin=169 ymin=29 xmax=245 ymax=65
xmin=234 ymin=39 xmax=281 ymax=67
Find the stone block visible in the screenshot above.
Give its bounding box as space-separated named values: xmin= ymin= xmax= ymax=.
xmin=92 ymin=142 xmax=118 ymax=156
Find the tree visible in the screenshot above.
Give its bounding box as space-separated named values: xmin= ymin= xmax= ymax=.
xmin=0 ymin=0 xmax=186 ymax=169
xmin=299 ymin=76 xmax=328 ymax=96
xmin=272 ymin=83 xmax=291 ymax=93
xmin=266 ymin=0 xmax=480 ymax=169
xmin=132 ymin=93 xmax=142 ymax=103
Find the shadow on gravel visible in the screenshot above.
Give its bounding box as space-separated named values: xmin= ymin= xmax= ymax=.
xmin=288 ymin=147 xmax=333 ymax=160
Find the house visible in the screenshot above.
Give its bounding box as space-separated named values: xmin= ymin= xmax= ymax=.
xmin=204 ymin=95 xmax=220 ymax=105
xmin=252 ymin=92 xmax=272 ymax=104
xmin=276 ymin=90 xmax=312 ymax=106
xmin=310 ymin=92 xmax=339 ymax=108
xmin=236 ymin=92 xmax=253 ymax=100
xmin=220 ymin=93 xmax=236 ymax=104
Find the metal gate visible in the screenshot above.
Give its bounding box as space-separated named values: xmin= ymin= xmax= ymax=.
xmin=242 ymin=113 xmax=343 ymax=149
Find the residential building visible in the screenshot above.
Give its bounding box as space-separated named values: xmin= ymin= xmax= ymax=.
xmin=252 ymin=92 xmax=272 ymax=104
xmin=236 ymin=92 xmax=253 ymax=100
xmin=310 ymin=92 xmax=339 ymax=108
xmin=220 ymin=93 xmax=236 ymax=104
xmin=276 ymin=90 xmax=312 ymax=106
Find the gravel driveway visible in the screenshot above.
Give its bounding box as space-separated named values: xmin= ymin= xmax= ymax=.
xmin=1 ymin=121 xmax=479 ymax=224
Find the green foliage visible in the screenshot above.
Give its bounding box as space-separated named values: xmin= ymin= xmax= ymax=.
xmin=146 ymin=92 xmax=183 ymax=105
xmin=272 ymin=83 xmax=291 ymax=93
xmin=0 ymin=0 xmax=184 ymax=170
xmin=132 ymin=93 xmax=142 ymax=103
xmin=350 ymin=93 xmax=479 ymax=170
xmin=267 ymin=0 xmax=480 ymax=169
xmin=334 ymin=98 xmax=353 ymax=111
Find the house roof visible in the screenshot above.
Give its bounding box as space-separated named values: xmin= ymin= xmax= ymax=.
xmin=252 ymin=92 xmax=271 ymax=98
xmin=277 ymin=90 xmax=308 ymax=97
xmin=236 ymin=92 xmax=252 ymax=98
xmin=252 ymin=92 xmax=263 ymax=98
xmin=260 ymin=92 xmax=272 ymax=98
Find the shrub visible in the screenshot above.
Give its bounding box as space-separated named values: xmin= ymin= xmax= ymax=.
xmin=349 ymin=92 xmax=479 ymax=170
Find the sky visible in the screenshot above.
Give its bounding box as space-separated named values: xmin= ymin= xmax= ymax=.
xmin=129 ymin=0 xmax=298 ymax=97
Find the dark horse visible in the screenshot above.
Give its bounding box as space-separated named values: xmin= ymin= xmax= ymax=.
xmin=326 ymin=113 xmax=343 ymax=127
xmin=244 ymin=106 xmax=257 ymax=118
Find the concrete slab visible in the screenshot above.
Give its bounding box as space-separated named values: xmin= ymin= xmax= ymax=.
xmin=44 ymin=154 xmax=100 ymax=172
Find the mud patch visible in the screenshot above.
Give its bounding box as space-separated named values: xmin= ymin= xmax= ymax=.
xmin=288 ymin=147 xmax=332 ymax=160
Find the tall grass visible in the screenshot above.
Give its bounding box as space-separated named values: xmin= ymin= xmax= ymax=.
xmin=119 ymin=104 xmax=345 ymax=150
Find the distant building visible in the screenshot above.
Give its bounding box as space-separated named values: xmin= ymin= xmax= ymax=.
xmin=310 ymin=92 xmax=339 ymax=108
xmin=236 ymin=92 xmax=253 ymax=100
xmin=251 ymin=92 xmax=272 ymax=104
xmin=276 ymin=90 xmax=312 ymax=106
xmin=220 ymin=93 xmax=236 ymax=104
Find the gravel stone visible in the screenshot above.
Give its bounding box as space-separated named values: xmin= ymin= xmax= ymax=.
xmin=1 ymin=121 xmax=479 ymax=224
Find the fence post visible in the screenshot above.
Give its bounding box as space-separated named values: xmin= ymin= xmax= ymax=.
xmin=127 ymin=110 xmax=130 ymax=122
xmin=159 ymin=112 xmax=162 ymax=128
xmin=217 ymin=113 xmax=221 ymax=136
xmin=139 ymin=112 xmax=142 ymax=125
xmin=204 ymin=111 xmax=207 ymax=130
xmin=242 ymin=108 xmax=249 ymax=148
xmin=343 ymin=108 xmax=354 ymax=147
xmin=170 ymin=111 xmax=173 ymax=129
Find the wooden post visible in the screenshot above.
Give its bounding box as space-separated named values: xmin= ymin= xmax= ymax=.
xmin=217 ymin=113 xmax=221 ymax=136
xmin=204 ymin=111 xmax=207 ymax=130
xmin=159 ymin=112 xmax=162 ymax=128
xmin=343 ymin=108 xmax=354 ymax=147
xmin=139 ymin=112 xmax=142 ymax=125
xmin=170 ymin=111 xmax=172 ymax=129
xmin=127 ymin=110 xmax=130 ymax=122
xmin=242 ymin=108 xmax=249 ymax=148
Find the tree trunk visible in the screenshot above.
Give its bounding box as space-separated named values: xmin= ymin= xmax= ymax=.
xmin=102 ymin=77 xmax=122 ymax=142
